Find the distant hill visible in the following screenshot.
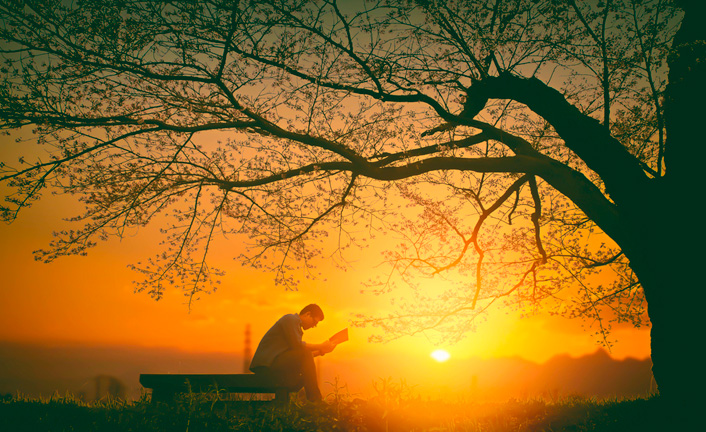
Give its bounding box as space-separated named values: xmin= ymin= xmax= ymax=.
xmin=460 ymin=348 xmax=655 ymax=399
xmin=0 ymin=341 xmax=242 ymax=400
xmin=0 ymin=341 xmax=654 ymax=401
xmin=532 ymin=348 xmax=654 ymax=398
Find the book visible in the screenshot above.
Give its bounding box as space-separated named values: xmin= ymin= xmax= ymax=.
xmin=328 ymin=328 xmax=348 ymax=345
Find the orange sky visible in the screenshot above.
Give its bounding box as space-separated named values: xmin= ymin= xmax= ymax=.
xmin=0 ymin=133 xmax=652 ymax=398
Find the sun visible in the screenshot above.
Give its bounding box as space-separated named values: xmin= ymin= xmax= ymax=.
xmin=430 ymin=349 xmax=451 ymax=362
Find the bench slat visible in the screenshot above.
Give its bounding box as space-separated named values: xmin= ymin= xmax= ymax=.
xmin=139 ymin=373 xmax=300 ymax=403
xmin=140 ymin=373 xmax=285 ymax=390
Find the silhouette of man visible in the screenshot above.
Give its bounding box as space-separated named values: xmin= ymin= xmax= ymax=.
xmin=249 ymin=304 xmax=335 ymax=401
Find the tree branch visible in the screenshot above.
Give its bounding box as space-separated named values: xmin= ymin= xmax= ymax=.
xmin=472 ymin=73 xmax=651 ymax=206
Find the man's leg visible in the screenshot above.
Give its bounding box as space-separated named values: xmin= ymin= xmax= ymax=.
xmin=270 ymin=348 xmax=322 ymax=401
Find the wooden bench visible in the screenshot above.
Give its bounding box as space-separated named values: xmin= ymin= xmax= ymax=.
xmin=139 ymin=373 xmax=301 ymax=404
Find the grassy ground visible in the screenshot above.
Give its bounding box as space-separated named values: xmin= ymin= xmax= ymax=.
xmin=0 ymin=390 xmax=674 ymax=431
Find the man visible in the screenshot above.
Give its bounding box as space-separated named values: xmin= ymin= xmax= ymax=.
xmin=249 ymin=304 xmax=336 ymax=401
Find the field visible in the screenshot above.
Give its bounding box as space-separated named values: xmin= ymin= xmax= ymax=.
xmin=0 ymin=384 xmax=674 ymax=432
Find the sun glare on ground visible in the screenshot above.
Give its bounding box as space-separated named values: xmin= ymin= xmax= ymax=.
xmin=430 ymin=349 xmax=451 ymax=362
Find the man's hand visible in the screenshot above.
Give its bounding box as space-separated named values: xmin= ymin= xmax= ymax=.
xmin=306 ymin=340 xmax=336 ymax=356
xmin=320 ymin=340 xmax=335 ymax=354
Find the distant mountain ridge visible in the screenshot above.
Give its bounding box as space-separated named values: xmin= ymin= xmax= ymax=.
xmin=533 ymin=348 xmax=654 ymax=398
xmin=0 ymin=341 xmax=242 ymax=400
xmin=463 ymin=348 xmax=655 ymax=399
xmin=0 ymin=341 xmax=654 ymax=400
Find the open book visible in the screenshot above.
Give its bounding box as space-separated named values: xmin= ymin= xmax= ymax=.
xmin=328 ymin=328 xmax=349 ymax=345
xmin=313 ymin=328 xmax=348 ymax=357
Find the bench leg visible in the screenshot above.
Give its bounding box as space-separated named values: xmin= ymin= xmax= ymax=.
xmin=274 ymin=388 xmax=290 ymax=403
xmin=150 ymin=388 xmax=176 ymax=404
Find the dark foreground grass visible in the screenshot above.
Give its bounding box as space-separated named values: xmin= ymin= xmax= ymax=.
xmin=0 ymin=391 xmax=679 ymax=432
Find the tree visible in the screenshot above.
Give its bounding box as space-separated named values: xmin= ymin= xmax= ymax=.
xmin=1 ymin=0 xmax=704 ymax=411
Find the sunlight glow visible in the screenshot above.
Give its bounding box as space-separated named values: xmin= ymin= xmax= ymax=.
xmin=431 ymin=349 xmax=451 ymax=362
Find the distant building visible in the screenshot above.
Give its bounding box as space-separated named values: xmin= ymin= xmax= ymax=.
xmin=78 ymin=375 xmax=126 ymax=401
xmin=243 ymin=324 xmax=252 ymax=373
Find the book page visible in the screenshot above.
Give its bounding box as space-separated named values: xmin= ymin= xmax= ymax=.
xmin=329 ymin=328 xmax=348 ymax=345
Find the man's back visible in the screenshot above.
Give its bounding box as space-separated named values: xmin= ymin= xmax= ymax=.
xmin=249 ymin=313 xmax=304 ymax=371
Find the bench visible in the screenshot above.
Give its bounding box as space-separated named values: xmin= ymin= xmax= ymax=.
xmin=139 ymin=373 xmax=302 ymax=404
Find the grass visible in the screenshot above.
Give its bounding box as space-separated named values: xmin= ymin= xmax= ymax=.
xmin=0 ymin=385 xmax=672 ymax=432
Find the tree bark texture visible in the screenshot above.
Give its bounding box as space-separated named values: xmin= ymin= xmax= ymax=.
xmin=623 ymin=2 xmax=706 ymax=416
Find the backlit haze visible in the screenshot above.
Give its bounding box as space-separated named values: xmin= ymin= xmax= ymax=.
xmin=0 ymin=133 xmax=651 ymax=400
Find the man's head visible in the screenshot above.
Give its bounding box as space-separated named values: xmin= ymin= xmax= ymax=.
xmin=299 ymin=304 xmax=324 ymax=330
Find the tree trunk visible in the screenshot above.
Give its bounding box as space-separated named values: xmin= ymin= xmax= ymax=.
xmin=628 ymin=236 xmax=704 ymax=410
xmin=621 ymin=3 xmax=706 ymax=421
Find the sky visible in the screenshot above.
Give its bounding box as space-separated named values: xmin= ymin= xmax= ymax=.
xmin=0 ymin=130 xmax=652 ymax=398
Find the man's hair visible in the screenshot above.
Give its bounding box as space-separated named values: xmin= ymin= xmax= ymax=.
xmin=300 ymin=304 xmax=324 ymax=320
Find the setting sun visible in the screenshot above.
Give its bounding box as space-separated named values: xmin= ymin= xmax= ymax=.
xmin=430 ymin=349 xmax=451 ymax=362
